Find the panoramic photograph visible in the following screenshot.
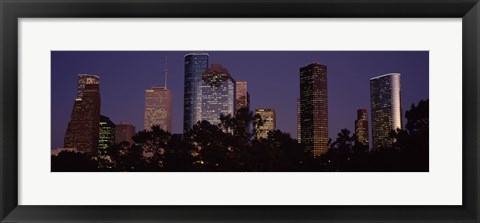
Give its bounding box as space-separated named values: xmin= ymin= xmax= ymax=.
xmin=51 ymin=51 xmax=429 ymax=172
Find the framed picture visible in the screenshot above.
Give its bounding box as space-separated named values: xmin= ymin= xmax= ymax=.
xmin=1 ymin=0 xmax=478 ymax=222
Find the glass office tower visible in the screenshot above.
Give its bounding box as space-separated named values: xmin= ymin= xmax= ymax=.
xmin=199 ymin=64 xmax=236 ymax=126
xmin=184 ymin=53 xmax=209 ymax=132
xmin=299 ymin=63 xmax=328 ymax=157
xmin=370 ymin=73 xmax=402 ymax=150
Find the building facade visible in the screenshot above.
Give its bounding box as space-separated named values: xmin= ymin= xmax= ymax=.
xmin=98 ymin=115 xmax=116 ymax=156
xmin=354 ymin=109 xmax=369 ymax=147
xmin=370 ymin=73 xmax=402 ymax=150
xmin=199 ymin=64 xmax=236 ymax=125
xmin=255 ymin=108 xmax=276 ymax=139
xmin=184 ymin=53 xmax=209 ymax=132
xmin=297 ymin=98 xmax=301 ymax=143
xmin=235 ymin=81 xmax=249 ymax=112
xmin=144 ymin=87 xmax=173 ymax=132
xmin=64 ymin=74 xmax=101 ymax=156
xmin=299 ymin=63 xmax=328 ymax=157
xmin=115 ymin=123 xmax=136 ymax=144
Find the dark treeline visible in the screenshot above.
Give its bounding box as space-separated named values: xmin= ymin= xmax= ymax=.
xmin=52 ymin=99 xmax=429 ymax=172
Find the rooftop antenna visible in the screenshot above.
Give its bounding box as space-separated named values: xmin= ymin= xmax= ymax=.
xmin=163 ymin=56 xmax=168 ymax=89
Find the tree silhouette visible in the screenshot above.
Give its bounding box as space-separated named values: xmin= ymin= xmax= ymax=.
xmin=220 ymin=107 xmax=263 ymax=141
xmin=53 ymin=99 xmax=429 ymax=172
xmin=184 ymin=120 xmax=235 ymax=171
xmin=51 ymin=151 xmax=98 ymax=172
xmin=163 ymin=133 xmax=196 ymax=171
xmin=389 ymin=99 xmax=429 ymax=171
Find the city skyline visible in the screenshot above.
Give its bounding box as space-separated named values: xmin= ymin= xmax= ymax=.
xmin=51 ymin=51 xmax=429 ymax=150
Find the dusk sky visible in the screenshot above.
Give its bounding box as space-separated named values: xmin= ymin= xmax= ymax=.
xmin=51 ymin=51 xmax=429 ymax=149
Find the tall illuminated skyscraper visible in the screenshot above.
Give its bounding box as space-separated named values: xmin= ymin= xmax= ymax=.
xmin=299 ymin=63 xmax=328 ymax=157
xmin=144 ymin=58 xmax=173 ymax=132
xmin=354 ymin=109 xmax=369 ymax=147
xmin=144 ymin=87 xmax=172 ymax=131
xmin=98 ymin=115 xmax=115 ymax=156
xmin=255 ymin=108 xmax=276 ymax=139
xmin=370 ymin=73 xmax=402 ymax=150
xmin=64 ymin=74 xmax=101 ymax=156
xmin=235 ymin=81 xmax=249 ymax=112
xmin=184 ymin=53 xmax=209 ymax=132
xmin=199 ymin=64 xmax=236 ymax=125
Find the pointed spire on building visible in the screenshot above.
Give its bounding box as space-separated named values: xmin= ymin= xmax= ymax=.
xmin=164 ymin=56 xmax=168 ymax=89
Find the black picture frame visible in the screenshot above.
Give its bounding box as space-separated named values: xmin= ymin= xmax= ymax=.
xmin=1 ymin=0 xmax=479 ymax=222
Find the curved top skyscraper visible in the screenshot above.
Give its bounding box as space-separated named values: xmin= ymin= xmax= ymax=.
xmin=370 ymin=73 xmax=402 ymax=150
xmin=183 ymin=53 xmax=209 ymax=132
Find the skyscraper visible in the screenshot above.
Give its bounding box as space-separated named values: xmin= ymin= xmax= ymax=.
xmin=200 ymin=64 xmax=236 ymax=125
xmin=115 ymin=123 xmax=136 ymax=144
xmin=297 ymin=98 xmax=301 ymax=143
xmin=255 ymin=108 xmax=276 ymax=139
xmin=144 ymin=87 xmax=172 ymax=132
xmin=235 ymin=81 xmax=249 ymax=112
xmin=64 ymin=74 xmax=101 ymax=156
xmin=299 ymin=63 xmax=328 ymax=157
xmin=184 ymin=53 xmax=209 ymax=132
xmin=98 ymin=115 xmax=115 ymax=156
xmin=144 ymin=58 xmax=173 ymax=132
xmin=370 ymin=73 xmax=402 ymax=150
xmin=354 ymin=109 xmax=369 ymax=147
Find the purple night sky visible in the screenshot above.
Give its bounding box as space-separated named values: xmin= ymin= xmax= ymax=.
xmin=51 ymin=51 xmax=429 ymax=149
